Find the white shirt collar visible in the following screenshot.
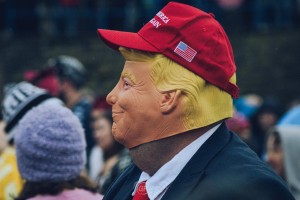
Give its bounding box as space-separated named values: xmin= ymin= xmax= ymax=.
xmin=132 ymin=123 xmax=221 ymax=200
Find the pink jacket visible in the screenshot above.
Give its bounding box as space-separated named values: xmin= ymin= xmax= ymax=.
xmin=28 ymin=188 xmax=103 ymax=200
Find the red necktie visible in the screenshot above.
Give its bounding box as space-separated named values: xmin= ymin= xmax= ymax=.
xmin=133 ymin=181 xmax=149 ymax=200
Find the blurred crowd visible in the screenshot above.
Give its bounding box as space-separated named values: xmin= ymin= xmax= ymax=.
xmin=1 ymin=0 xmax=300 ymax=38
xmin=226 ymin=94 xmax=300 ymax=199
xmin=0 ymin=56 xmax=130 ymax=199
xmin=1 ymin=54 xmax=300 ymax=199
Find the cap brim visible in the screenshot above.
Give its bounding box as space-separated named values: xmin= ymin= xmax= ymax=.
xmin=97 ymin=29 xmax=160 ymax=53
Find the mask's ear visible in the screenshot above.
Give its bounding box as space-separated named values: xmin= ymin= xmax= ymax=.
xmin=160 ymin=90 xmax=182 ymax=114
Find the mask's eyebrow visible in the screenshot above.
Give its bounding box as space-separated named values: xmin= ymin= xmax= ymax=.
xmin=121 ymin=71 xmax=137 ymax=85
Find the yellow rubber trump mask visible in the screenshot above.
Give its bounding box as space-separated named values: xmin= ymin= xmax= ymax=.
xmin=106 ymin=48 xmax=235 ymax=148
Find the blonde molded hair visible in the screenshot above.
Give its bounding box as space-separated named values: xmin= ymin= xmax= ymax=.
xmin=119 ymin=47 xmax=235 ymax=130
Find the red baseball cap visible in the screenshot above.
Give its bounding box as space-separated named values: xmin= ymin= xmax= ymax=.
xmin=97 ymin=2 xmax=239 ymax=98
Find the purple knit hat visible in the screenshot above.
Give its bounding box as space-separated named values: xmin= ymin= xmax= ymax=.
xmin=15 ymin=103 xmax=86 ymax=182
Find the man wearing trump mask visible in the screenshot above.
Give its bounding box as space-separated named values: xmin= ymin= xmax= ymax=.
xmin=97 ymin=2 xmax=294 ymax=200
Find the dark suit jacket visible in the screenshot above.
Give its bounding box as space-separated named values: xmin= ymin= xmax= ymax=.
xmin=103 ymin=123 xmax=295 ymax=200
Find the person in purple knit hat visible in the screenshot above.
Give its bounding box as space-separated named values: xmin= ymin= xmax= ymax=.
xmin=14 ymin=103 xmax=103 ymax=200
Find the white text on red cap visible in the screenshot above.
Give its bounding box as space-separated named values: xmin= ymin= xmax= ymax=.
xmin=150 ymin=11 xmax=170 ymax=29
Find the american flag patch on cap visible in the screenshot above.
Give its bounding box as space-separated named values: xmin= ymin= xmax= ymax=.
xmin=174 ymin=41 xmax=197 ymax=62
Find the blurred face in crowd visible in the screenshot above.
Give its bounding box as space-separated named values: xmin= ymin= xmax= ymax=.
xmin=258 ymin=112 xmax=278 ymax=133
xmin=56 ymin=79 xmax=68 ymax=103
xmin=266 ymin=133 xmax=285 ymax=179
xmin=106 ymin=61 xmax=165 ymax=148
xmin=93 ymin=117 xmax=114 ymax=151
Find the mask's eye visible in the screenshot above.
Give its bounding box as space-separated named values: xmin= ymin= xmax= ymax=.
xmin=123 ymin=78 xmax=132 ymax=90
